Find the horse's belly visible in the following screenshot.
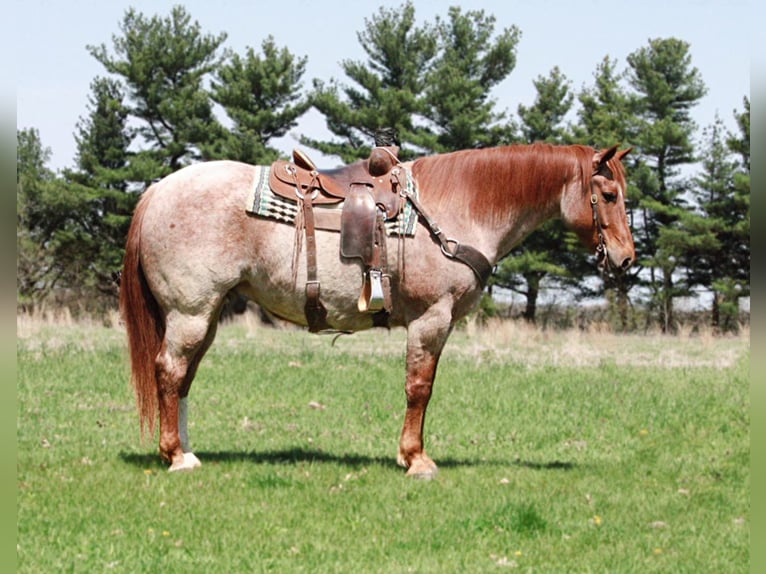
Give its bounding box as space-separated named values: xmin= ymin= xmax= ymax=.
xmin=241 ymin=223 xmax=400 ymax=331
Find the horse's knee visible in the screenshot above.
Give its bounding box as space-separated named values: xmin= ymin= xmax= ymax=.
xmin=155 ymin=345 xmax=186 ymax=391
xmin=405 ymin=380 xmax=433 ymax=405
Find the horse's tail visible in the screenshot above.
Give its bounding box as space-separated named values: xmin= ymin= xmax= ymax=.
xmin=120 ymin=187 xmax=164 ymax=439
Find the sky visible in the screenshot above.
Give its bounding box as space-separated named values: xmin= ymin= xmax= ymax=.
xmin=14 ymin=0 xmax=753 ymax=171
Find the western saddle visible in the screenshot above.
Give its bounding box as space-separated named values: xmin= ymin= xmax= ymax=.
xmin=268 ymin=146 xmax=406 ymax=332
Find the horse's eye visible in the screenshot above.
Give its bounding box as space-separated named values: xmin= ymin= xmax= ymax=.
xmin=603 ymin=192 xmax=617 ymax=203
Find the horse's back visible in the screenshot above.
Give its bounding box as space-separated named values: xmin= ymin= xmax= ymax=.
xmin=146 ymin=160 xmax=254 ymax=210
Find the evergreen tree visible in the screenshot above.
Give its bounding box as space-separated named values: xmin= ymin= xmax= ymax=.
xmin=728 ymin=97 xmax=750 ymax=170
xmin=679 ymin=116 xmax=731 ymax=329
xmin=60 ymin=77 xmax=136 ymax=305
xmin=88 ymin=6 xmax=227 ymax=180
xmin=721 ymin=97 xmax=751 ymax=325
xmin=626 ymin=37 xmax=707 ymax=332
xmin=209 ymin=36 xmax=311 ymax=165
xmin=304 ymin=2 xmax=519 ymax=160
xmin=305 ymin=1 xmax=437 ymax=162
xmin=17 ymin=129 xmax=58 ymax=306
xmin=683 ymin=100 xmax=749 ymax=331
xmin=18 ymin=81 xmax=136 ymax=311
xmin=576 ymin=57 xmax=634 ymax=147
xmin=517 ymin=66 xmax=573 ymax=144
xmin=418 ymin=6 xmax=520 ymax=152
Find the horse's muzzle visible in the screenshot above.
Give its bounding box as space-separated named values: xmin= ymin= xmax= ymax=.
xmin=597 ymin=247 xmax=634 ymax=275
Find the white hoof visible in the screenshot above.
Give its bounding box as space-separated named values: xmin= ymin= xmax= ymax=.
xmin=168 ymin=452 xmax=202 ymax=472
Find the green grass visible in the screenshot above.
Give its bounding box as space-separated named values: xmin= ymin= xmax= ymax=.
xmin=17 ymin=317 xmax=749 ymax=572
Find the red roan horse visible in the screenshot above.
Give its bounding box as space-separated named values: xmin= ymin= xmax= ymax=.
xmin=120 ymin=143 xmax=635 ymax=478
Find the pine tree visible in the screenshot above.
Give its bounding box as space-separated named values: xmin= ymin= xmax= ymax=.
xmin=17 ymin=80 xmax=135 ymax=311
xmin=88 ymin=6 xmax=227 ymax=180
xmin=209 ymin=36 xmax=311 ymax=165
xmin=728 ymin=97 xmax=750 ymax=171
xmin=576 ymin=57 xmax=633 ymax=147
xmin=304 ymin=2 xmax=519 ymax=160
xmin=518 ymin=67 xmax=573 ymax=144
xmin=17 ymin=129 xmax=57 ymax=306
xmin=60 ymin=77 xmax=136 ymax=305
xmin=678 ymin=116 xmax=729 ymax=328
xmin=720 ymin=97 xmax=751 ymax=327
xmin=304 ymin=1 xmax=437 ymax=161
xmin=686 ymin=100 xmax=749 ymax=331
xmin=418 ymin=6 xmax=520 ymax=152
xmin=626 ymin=37 xmax=707 ymax=332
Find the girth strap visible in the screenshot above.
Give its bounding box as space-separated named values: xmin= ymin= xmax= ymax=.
xmin=376 ymin=214 xmax=393 ymax=312
xmin=301 ymin=188 xmax=331 ymax=333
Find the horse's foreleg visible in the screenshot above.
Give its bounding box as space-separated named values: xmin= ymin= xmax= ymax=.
xmin=397 ymin=353 xmax=441 ymax=478
xmin=398 ymin=306 xmax=452 ymax=479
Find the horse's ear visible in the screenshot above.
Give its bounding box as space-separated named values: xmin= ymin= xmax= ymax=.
xmin=593 ymin=145 xmax=618 ymax=167
xmin=616 ymin=147 xmax=633 ymax=161
xmin=593 ymin=145 xmax=618 ymax=175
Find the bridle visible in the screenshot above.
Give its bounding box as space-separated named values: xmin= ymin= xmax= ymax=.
xmin=589 ymin=168 xmax=611 ymax=271
xmin=590 ymin=185 xmax=608 ymax=269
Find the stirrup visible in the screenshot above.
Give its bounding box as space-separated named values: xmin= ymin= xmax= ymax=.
xmin=358 ymin=269 xmax=385 ymax=312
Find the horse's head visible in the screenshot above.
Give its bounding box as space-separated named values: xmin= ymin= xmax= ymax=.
xmin=565 ymin=145 xmax=636 ymax=273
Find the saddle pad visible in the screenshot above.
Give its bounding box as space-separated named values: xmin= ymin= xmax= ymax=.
xmin=245 ymin=165 xmax=419 ymax=237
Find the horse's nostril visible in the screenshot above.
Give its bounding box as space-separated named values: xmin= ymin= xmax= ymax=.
xmin=621 ymin=257 xmax=632 ymax=270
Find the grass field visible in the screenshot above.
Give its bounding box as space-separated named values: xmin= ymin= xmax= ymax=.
xmin=17 ymin=314 xmax=749 ymax=572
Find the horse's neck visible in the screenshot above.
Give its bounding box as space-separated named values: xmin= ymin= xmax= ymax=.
xmin=490 ymin=198 xmax=562 ymax=264
xmin=412 ymin=147 xmax=578 ymax=264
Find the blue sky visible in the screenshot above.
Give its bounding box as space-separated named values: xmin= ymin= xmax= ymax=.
xmin=14 ymin=0 xmax=752 ymax=171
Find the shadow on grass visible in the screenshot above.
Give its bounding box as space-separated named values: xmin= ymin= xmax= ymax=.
xmin=119 ymin=447 xmax=575 ymax=472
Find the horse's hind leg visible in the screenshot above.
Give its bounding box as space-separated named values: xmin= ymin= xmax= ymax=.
xmin=176 ymin=319 xmax=219 ymax=468
xmin=155 ymin=312 xmax=215 ymax=472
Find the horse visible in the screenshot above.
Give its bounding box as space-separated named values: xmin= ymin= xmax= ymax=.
xmin=120 ymin=143 xmax=635 ymax=478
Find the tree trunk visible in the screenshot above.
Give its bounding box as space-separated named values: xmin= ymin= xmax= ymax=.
xmin=711 ymin=290 xmax=720 ymax=331
xmin=617 ymin=281 xmax=630 ymax=331
xmin=661 ymin=272 xmax=675 ymax=333
xmin=523 ymin=273 xmax=540 ymax=323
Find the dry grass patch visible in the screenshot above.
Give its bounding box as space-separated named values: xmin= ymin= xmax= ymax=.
xmin=451 ymin=317 xmax=748 ymax=369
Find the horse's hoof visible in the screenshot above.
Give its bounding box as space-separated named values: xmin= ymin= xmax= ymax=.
xmin=168 ymin=452 xmax=202 ymax=472
xmin=406 ymin=465 xmax=438 ymax=480
xmin=403 ymin=456 xmax=438 ymax=479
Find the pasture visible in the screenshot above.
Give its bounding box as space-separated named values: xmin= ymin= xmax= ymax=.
xmin=17 ymin=314 xmax=749 ymax=572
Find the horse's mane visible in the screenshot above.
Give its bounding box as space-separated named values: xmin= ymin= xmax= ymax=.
xmin=411 ymin=143 xmax=599 ymax=226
